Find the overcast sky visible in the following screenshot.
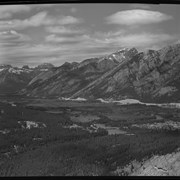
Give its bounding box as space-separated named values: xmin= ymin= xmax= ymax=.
xmin=0 ymin=3 xmax=179 ymax=67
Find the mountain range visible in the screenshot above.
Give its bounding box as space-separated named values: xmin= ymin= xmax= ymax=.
xmin=0 ymin=63 xmax=54 ymax=94
xmin=1 ymin=43 xmax=180 ymax=103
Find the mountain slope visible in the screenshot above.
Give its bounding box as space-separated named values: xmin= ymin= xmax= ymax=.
xmin=72 ymin=44 xmax=180 ymax=102
xmin=21 ymin=48 xmax=137 ymax=97
xmin=0 ymin=63 xmax=54 ymax=94
xmin=19 ymin=43 xmax=180 ymax=103
xmin=0 ymin=65 xmax=33 ymax=94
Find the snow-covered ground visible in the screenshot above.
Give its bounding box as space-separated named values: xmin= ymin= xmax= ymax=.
xmin=71 ymin=97 xmax=87 ymax=101
xmin=117 ymin=99 xmax=143 ymax=104
xmin=18 ymin=121 xmax=46 ymax=129
xmin=96 ymin=98 xmax=143 ymax=104
xmin=96 ymin=98 xmax=180 ymax=109
xmin=0 ymin=68 xmax=4 ymax=72
xmin=63 ymin=124 xmax=83 ymax=129
xmin=59 ymin=97 xmax=87 ymax=101
xmin=0 ymin=129 xmax=10 ymax=134
xmin=58 ymin=96 xmax=180 ymax=109
xmin=96 ymin=98 xmax=110 ymax=103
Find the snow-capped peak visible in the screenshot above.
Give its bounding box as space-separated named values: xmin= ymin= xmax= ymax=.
xmin=8 ymin=67 xmax=32 ymax=74
xmin=117 ymin=48 xmax=129 ymax=52
xmin=8 ymin=68 xmax=23 ymax=74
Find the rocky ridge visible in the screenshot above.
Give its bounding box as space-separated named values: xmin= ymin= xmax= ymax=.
xmin=114 ymin=148 xmax=180 ymax=176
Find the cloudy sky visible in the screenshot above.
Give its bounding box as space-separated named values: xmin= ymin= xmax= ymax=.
xmin=0 ymin=3 xmax=179 ymax=67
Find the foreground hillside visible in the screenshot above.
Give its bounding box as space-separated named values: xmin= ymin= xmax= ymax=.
xmin=20 ymin=43 xmax=180 ymax=103
xmin=1 ymin=96 xmax=180 ymax=176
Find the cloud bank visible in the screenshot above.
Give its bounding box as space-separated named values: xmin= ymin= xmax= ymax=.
xmin=0 ymin=11 xmax=82 ymax=31
xmin=106 ymin=9 xmax=172 ymax=25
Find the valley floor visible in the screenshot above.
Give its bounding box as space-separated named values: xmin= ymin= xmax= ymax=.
xmin=0 ymin=96 xmax=180 ymax=176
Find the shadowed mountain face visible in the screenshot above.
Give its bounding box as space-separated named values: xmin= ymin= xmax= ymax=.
xmin=1 ymin=43 xmax=180 ymax=103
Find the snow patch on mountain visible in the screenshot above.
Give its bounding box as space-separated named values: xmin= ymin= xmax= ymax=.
xmin=40 ymin=69 xmax=49 ymax=71
xmin=8 ymin=68 xmax=23 ymax=74
xmin=8 ymin=68 xmax=32 ymax=74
